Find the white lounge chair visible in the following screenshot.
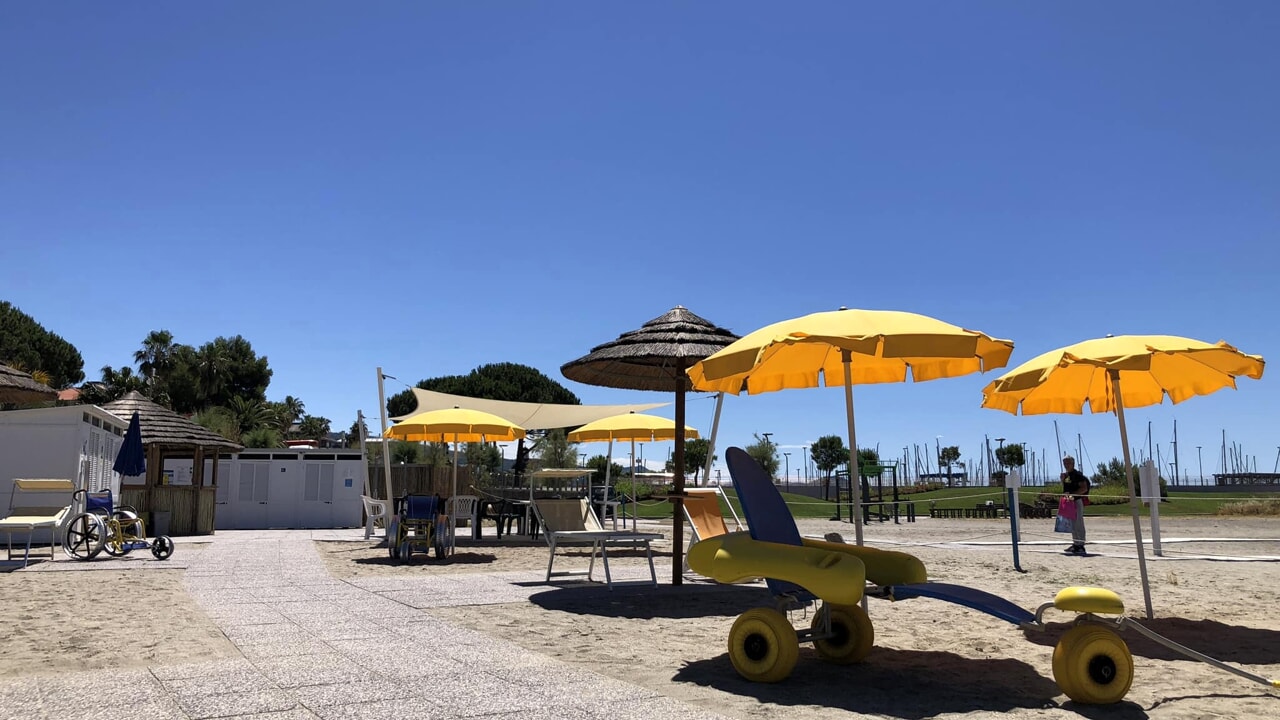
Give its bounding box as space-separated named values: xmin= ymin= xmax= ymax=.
xmin=1 ymin=479 xmax=75 ymax=567
xmin=532 ymin=498 xmax=662 ymax=590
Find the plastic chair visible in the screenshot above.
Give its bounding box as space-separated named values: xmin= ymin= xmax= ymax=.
xmin=361 ymin=495 xmax=388 ymax=540
xmin=445 ymin=495 xmax=480 ymax=552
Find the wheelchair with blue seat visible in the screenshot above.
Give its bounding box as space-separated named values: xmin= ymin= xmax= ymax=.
xmin=62 ymin=489 xmax=175 ymax=561
xmin=387 ymin=494 xmax=446 ymax=562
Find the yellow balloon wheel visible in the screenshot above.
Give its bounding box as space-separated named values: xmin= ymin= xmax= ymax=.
xmin=1052 ymin=625 xmax=1134 ymax=704
xmin=812 ymin=604 xmax=874 ymax=664
xmin=728 ymin=608 xmax=800 ymax=682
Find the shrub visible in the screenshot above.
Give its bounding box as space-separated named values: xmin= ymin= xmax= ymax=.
xmin=1217 ymin=499 xmax=1280 ymax=516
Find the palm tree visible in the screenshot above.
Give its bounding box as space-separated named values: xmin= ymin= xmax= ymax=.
xmin=297 ymin=415 xmax=331 ymax=444
xmin=195 ymin=343 xmax=229 ymax=404
xmin=227 ymin=396 xmax=272 ymax=436
xmin=282 ymin=396 xmax=305 ymax=426
xmin=133 ymin=330 xmax=175 ymax=384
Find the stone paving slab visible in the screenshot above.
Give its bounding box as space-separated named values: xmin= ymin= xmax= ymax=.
xmin=0 ymin=529 xmax=724 ymax=720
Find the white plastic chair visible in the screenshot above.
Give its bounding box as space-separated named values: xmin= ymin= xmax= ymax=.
xmin=445 ymin=495 xmax=480 ymax=552
xmin=361 ymin=495 xmax=388 ymax=540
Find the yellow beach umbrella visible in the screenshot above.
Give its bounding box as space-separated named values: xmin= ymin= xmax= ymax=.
xmin=568 ymin=412 xmax=699 ymax=531
xmin=689 ymin=308 xmax=1014 ymax=547
xmin=388 ymin=407 xmax=525 ymax=498
xmin=982 ymin=334 xmax=1264 ymax=618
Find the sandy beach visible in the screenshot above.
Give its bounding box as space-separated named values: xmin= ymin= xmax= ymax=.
xmin=319 ymin=515 xmax=1280 ymax=718
xmin=3 ymin=515 xmax=1278 ymax=719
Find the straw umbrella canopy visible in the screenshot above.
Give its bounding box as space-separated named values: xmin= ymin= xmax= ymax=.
xmin=387 ymin=407 xmax=526 ymax=498
xmin=561 ymin=306 xmax=739 ymax=585
xmin=0 ymin=363 xmax=57 ymax=405
xmin=567 ymin=412 xmax=700 ymax=531
xmin=688 ymin=308 xmax=1015 ymax=548
xmin=981 ymin=334 xmax=1265 ymax=619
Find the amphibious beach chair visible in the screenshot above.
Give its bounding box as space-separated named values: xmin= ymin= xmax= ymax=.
xmin=62 ymin=488 xmax=174 ymax=561
xmin=688 ymin=448 xmax=1278 ymax=704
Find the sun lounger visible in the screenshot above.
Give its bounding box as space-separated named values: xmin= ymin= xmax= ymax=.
xmin=532 ymin=498 xmax=662 ymax=590
xmin=681 ymin=487 xmax=746 ymax=576
xmin=1 ymin=479 xmax=75 ymax=567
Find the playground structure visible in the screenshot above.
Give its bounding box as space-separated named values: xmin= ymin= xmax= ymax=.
xmin=62 ymin=489 xmax=174 ymax=561
xmin=688 ymin=448 xmax=1278 ymax=704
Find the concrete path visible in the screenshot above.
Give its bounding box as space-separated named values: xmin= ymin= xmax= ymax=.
xmin=3 ymin=530 xmax=728 ymax=720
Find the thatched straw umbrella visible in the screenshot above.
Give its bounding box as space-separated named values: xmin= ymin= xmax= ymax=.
xmin=0 ymin=363 xmax=57 ymax=405
xmin=561 ymin=306 xmax=739 ymax=585
xmin=103 ymin=391 xmax=242 ymax=535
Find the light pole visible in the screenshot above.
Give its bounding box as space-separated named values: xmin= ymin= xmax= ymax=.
xmin=579 ymin=453 xmax=586 ymax=468
xmin=995 ymin=437 xmax=1006 ymax=477
xmin=1196 ymin=446 xmax=1203 ymax=484
xmin=638 ymin=443 xmax=644 ymax=474
xmin=782 ymin=452 xmax=791 ymax=491
xmin=761 ymin=432 xmax=774 ymax=479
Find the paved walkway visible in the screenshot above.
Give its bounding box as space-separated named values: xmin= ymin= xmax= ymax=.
xmin=4 ymin=530 xmax=728 ymax=720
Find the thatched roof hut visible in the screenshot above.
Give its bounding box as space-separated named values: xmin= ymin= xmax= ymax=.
xmin=0 ymin=363 xmax=58 ymax=405
xmin=104 ymin=391 xmax=241 ymax=452
xmin=103 ymin=391 xmax=242 ymax=535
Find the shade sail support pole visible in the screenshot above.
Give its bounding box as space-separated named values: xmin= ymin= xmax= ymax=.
xmin=704 ymin=392 xmax=724 ymax=487
xmin=1112 ymin=369 xmax=1154 ymax=619
xmin=377 ymin=368 xmax=395 ymax=520
xmin=842 ymin=350 xmax=864 ymax=548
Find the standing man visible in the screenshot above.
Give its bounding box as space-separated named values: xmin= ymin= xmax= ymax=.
xmin=1061 ymin=456 xmax=1091 ymax=555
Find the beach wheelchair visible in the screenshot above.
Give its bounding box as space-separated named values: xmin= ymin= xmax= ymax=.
xmin=387 ymin=494 xmax=447 ymax=562
xmin=62 ymin=489 xmax=175 ymax=561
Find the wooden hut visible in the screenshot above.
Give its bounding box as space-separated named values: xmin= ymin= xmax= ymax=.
xmin=103 ymin=391 xmax=242 ymax=536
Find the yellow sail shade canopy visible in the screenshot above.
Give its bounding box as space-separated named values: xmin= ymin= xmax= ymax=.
xmin=689 ymin=308 xmax=1014 ymax=548
xmin=981 ymin=334 xmax=1264 ymax=619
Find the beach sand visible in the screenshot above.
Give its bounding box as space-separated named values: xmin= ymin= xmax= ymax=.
xmin=320 ymin=515 xmax=1280 ymax=718
xmin=3 ymin=515 xmax=1277 ymax=719
xmin=0 ymin=544 xmax=238 ymax=678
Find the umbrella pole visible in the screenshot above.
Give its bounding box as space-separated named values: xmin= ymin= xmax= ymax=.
xmin=631 ymin=438 xmax=637 ymax=532
xmin=673 ymin=375 xmax=686 ymax=587
xmin=377 ymin=368 xmax=395 ymax=525
xmin=1111 ymin=369 xmax=1155 ymax=619
xmin=842 ymin=351 xmax=865 ymax=548
xmin=704 ymin=392 xmax=724 ymax=487
xmin=605 ymin=438 xmax=613 ymax=525
xmin=451 ymin=440 xmax=459 ymax=499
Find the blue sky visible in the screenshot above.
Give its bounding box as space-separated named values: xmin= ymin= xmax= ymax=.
xmin=3 ymin=2 xmax=1277 ymax=482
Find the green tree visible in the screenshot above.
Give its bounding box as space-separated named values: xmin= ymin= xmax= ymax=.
xmin=810 ymin=435 xmax=847 ymax=500
xmin=994 ymin=443 xmax=1026 ymax=486
xmin=465 ymin=442 xmax=502 ymax=482
xmin=0 ymin=301 xmax=85 ymax=389
xmin=345 ymin=416 xmax=369 ymax=448
xmin=386 ymin=362 xmax=580 ymax=418
xmin=423 ymin=441 xmax=451 ymax=468
xmin=391 ymin=441 xmax=422 ymax=464
xmin=586 ymin=454 xmax=625 ymax=487
xmin=534 ymin=429 xmax=578 ymax=469
xmin=133 ymin=330 xmax=175 ymax=385
xmin=79 ymin=365 xmax=146 ymax=404
xmin=297 ymin=415 xmax=332 ymax=443
xmin=281 ymin=395 xmax=305 ymax=426
xmin=745 ymin=433 xmax=779 ymax=480
xmin=939 ymin=445 xmax=962 ymax=486
xmin=192 ymin=407 xmax=240 ymax=444
xmin=683 ymin=438 xmax=715 ymax=485
xmin=242 ymin=427 xmax=283 ymax=448
xmin=227 ymin=396 xmax=272 ymax=436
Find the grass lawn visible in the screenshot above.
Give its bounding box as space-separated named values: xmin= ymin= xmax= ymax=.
xmin=623 ymin=485 xmax=1278 ymax=520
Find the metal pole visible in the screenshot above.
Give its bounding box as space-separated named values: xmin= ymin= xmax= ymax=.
xmin=1197 ymin=446 xmax=1203 ymax=485
xmin=1111 ymin=369 xmax=1155 ymax=619
xmin=357 ymin=409 xmax=370 ymax=496
xmin=782 ymin=452 xmax=790 ymax=491
xmin=704 ymin=392 xmax=724 ymax=488
xmin=376 ymin=368 xmax=395 ymax=511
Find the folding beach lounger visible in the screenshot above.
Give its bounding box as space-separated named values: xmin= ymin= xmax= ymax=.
xmin=1 ymin=479 xmax=74 ymax=567
xmin=533 ymin=498 xmax=662 ymax=590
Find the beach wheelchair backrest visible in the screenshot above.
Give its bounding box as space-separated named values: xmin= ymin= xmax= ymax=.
xmin=85 ymin=490 xmax=114 ymax=515
xmin=725 ymin=446 xmax=809 ymax=599
xmin=401 ymin=494 xmax=442 ymax=520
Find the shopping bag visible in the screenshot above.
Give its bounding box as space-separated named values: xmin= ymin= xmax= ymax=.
xmin=1054 ymin=514 xmax=1074 ymax=534
xmin=1058 ymin=496 xmax=1078 ymax=520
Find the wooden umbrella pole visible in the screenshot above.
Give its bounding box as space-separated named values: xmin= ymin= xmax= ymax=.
xmin=1111 ymin=369 xmax=1155 ymax=619
xmin=673 ymin=359 xmax=686 ymax=586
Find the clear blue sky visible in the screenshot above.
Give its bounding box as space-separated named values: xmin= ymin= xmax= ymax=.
xmin=3 ymin=2 xmax=1277 ymax=481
